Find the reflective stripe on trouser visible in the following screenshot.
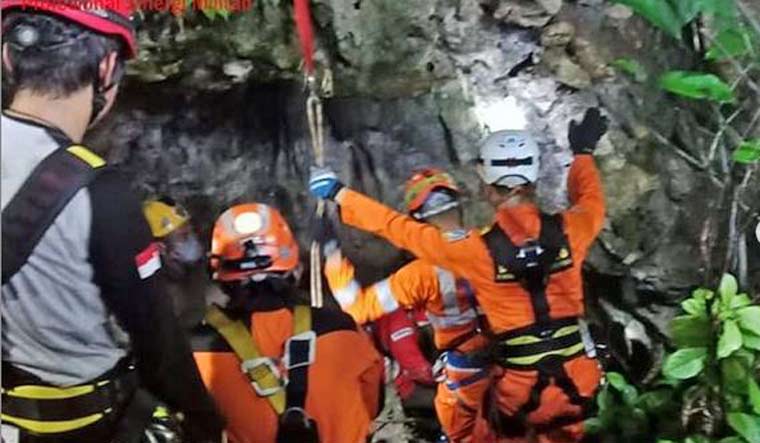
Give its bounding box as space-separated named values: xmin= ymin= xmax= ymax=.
xmin=435 ymin=352 xmax=490 ymax=442
xmin=472 ymin=354 xmax=601 ymax=443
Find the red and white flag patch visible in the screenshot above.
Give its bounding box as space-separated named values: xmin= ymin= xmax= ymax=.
xmin=135 ymin=242 xmax=162 ymax=279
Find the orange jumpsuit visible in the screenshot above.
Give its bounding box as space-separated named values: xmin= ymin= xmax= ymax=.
xmin=325 ymin=255 xmax=490 ymax=441
xmin=333 ymin=155 xmax=605 ymax=442
xmin=192 ymin=305 xmax=384 ymax=443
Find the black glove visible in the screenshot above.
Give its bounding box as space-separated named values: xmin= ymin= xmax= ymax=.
xmin=568 ymin=107 xmax=609 ymax=155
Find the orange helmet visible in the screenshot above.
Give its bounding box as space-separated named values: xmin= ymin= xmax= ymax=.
xmin=209 ymin=203 xmax=299 ymax=282
xmin=403 ymin=168 xmax=461 ymax=220
xmin=1 ymin=0 xmax=137 ymax=59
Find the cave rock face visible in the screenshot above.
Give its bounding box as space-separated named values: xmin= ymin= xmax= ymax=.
xmin=91 ymin=0 xmax=758 ymax=318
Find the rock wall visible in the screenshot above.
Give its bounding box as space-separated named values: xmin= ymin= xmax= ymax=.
xmin=88 ymin=0 xmax=760 ymax=378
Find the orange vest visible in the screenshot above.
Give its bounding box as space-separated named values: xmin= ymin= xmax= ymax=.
xmin=192 ymin=305 xmax=383 ymax=443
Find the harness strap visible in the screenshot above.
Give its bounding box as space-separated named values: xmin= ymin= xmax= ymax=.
xmin=2 ymin=145 xmax=106 ymax=285
xmin=204 ymin=305 xmax=287 ymax=415
xmin=481 ymin=213 xmax=571 ymax=326
xmin=0 ymin=367 xmax=137 ymax=435
xmin=284 ymin=305 xmax=314 ymax=411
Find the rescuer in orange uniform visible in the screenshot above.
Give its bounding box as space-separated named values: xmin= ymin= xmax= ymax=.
xmin=324 ymin=168 xmax=490 ymax=442
xmin=191 ymin=203 xmax=384 ymax=443
xmin=310 ymin=108 xmax=609 ymax=442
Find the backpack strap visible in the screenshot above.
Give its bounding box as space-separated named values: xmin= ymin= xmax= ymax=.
xmin=2 ymin=145 xmax=106 ymax=285
xmin=204 ymin=305 xmax=287 ymax=415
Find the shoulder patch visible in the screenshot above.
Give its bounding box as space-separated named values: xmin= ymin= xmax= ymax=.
xmin=443 ymin=229 xmax=469 ymax=242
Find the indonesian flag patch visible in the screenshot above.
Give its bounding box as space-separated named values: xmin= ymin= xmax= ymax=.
xmin=135 ymin=242 xmax=162 ymax=279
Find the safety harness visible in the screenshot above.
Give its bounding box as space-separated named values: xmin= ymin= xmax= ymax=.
xmin=0 ymin=144 xmax=149 ymax=442
xmin=1 ymin=363 xmax=141 ymax=442
xmin=204 ymin=304 xmax=320 ymax=443
xmin=2 ymin=145 xmax=106 ymax=285
xmin=480 ymin=213 xmax=594 ymax=436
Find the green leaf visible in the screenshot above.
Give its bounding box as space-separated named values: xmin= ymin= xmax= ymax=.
xmin=597 ymin=385 xmax=616 ymax=411
xmin=605 ymin=373 xmax=640 ymax=409
xmin=718 ymin=319 xmax=743 ymax=359
xmin=738 ymin=306 xmax=760 ymax=335
xmin=612 ymin=0 xmax=685 ymax=39
xmin=749 ymin=378 xmax=760 ymax=415
xmin=719 ymin=437 xmax=747 ymax=443
xmin=722 ymin=355 xmax=750 ymax=395
xmin=693 ymin=287 xmax=715 ymax=301
xmin=686 ymin=436 xmax=713 ymax=443
xmin=636 ymin=389 xmax=674 ymax=414
xmin=731 ymin=293 xmax=753 ymax=310
xmin=726 ymin=413 xmax=760 ymax=443
xmin=672 ymin=315 xmax=713 ymax=348
xmin=706 ymin=28 xmax=753 ymax=60
xmin=659 ymin=71 xmax=735 ymax=103
xmin=683 ymin=296 xmax=708 ymax=317
xmin=733 ymin=140 xmax=760 ymax=164
xmin=670 ymin=0 xmax=704 ymax=24
xmin=720 ymin=273 xmax=739 ymax=299
xmin=743 ymin=332 xmax=760 ymax=350
xmin=584 ymin=417 xmax=603 ymax=434
xmin=663 ymin=347 xmax=708 ymax=379
xmin=611 ymin=58 xmax=648 ymax=82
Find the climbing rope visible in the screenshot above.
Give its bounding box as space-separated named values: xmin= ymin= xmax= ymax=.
xmin=294 ymin=0 xmax=330 ymax=308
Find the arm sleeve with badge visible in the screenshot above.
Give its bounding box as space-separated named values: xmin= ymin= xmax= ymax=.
xmin=324 ymin=252 xmax=440 ymax=324
xmin=335 ymin=189 xmax=488 ymax=281
xmin=88 ymin=170 xmax=224 ymax=441
xmin=561 ymin=155 xmax=606 ymax=258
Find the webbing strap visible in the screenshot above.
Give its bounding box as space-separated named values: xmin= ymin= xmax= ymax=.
xmin=285 ymin=305 xmax=313 ymax=411
xmin=204 ymin=306 xmax=287 ymax=415
xmin=293 ymin=0 xmax=315 ymax=74
xmin=0 ymin=367 xmax=137 ymax=434
xmin=2 ymin=145 xmax=105 ymax=285
xmin=482 ymin=213 xmax=570 ymax=326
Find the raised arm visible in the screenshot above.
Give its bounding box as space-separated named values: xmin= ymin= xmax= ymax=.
xmin=563 ymin=107 xmax=609 ymax=257
xmin=562 ymin=155 xmax=605 ymax=255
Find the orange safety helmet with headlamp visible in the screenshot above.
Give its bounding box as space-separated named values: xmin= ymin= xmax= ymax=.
xmin=208 ymin=203 xmax=300 ymax=282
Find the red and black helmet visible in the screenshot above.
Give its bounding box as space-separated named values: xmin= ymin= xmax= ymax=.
xmin=1 ymin=0 xmax=137 ymax=58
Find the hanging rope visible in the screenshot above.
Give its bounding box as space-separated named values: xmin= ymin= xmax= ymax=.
xmin=294 ymin=0 xmax=328 ymax=308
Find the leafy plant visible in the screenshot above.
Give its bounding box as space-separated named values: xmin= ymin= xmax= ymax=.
xmin=588 ymin=275 xmax=760 ymax=443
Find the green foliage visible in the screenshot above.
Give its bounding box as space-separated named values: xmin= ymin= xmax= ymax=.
xmin=664 ymin=347 xmax=709 ymax=379
xmin=726 ymin=413 xmax=760 ymax=443
xmin=591 ymin=274 xmax=760 ymax=443
xmin=611 ymin=58 xmax=648 ymax=82
xmin=705 ymin=28 xmax=753 ymax=60
xmin=611 ymin=0 xmax=687 ymax=39
xmin=732 ymin=140 xmax=760 ymax=164
xmin=659 ymin=71 xmax=734 ymax=103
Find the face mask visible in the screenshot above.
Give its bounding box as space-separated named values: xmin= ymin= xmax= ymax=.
xmin=168 ymin=234 xmax=204 ymax=264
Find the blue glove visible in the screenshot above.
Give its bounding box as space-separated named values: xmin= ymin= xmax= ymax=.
xmin=309 ymin=166 xmax=344 ymax=200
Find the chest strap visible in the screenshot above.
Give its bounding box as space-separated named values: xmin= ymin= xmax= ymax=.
xmin=204 ymin=304 xmax=314 ymax=416
xmin=482 ymin=213 xmax=572 ymax=325
xmin=2 ymin=145 xmax=106 ymax=285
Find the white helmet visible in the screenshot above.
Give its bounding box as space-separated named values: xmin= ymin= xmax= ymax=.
xmin=477 ymin=130 xmax=540 ymax=188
